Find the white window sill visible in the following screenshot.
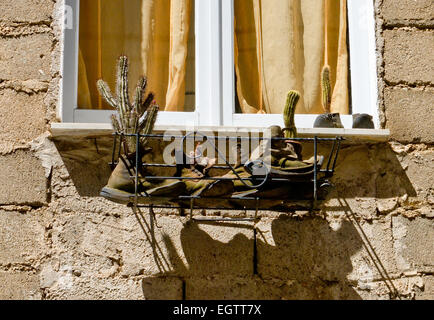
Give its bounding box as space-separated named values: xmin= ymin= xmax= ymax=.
xmin=50 ymin=122 xmax=390 ymax=143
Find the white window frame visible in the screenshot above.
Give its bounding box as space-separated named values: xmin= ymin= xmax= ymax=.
xmin=61 ymin=0 xmax=379 ymax=129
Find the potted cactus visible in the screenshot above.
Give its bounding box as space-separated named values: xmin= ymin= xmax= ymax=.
xmin=313 ymin=65 xmax=344 ymax=129
xmin=99 ymin=56 xmax=186 ymax=204
xmin=97 ymin=56 xmax=158 ymax=155
xmin=313 ymin=66 xmax=375 ymax=129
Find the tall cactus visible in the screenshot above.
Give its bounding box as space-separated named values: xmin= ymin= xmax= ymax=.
xmin=283 ymin=90 xmax=300 ymax=138
xmin=97 ymin=56 xmax=158 ymax=153
xmin=321 ymin=65 xmax=331 ymax=113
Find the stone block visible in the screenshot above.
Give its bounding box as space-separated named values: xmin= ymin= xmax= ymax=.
xmin=185 ymin=276 xmax=361 ymax=300
xmin=256 ymin=216 xmax=366 ymax=281
xmin=417 ymin=276 xmax=434 ymax=300
xmin=141 ymin=277 xmax=183 ymax=300
xmin=185 ymin=276 xmax=258 ymax=300
xmin=257 ymin=216 xmax=399 ymax=284
xmin=118 ymin=214 xmax=187 ymax=278
xmin=392 ymin=216 xmax=434 ymax=273
xmin=0 ymin=271 xmax=41 ymax=300
xmin=44 ymin=275 xmax=145 ymax=300
xmin=41 ymin=265 xmax=182 ymax=300
xmin=51 ymin=212 xmax=189 ymax=278
xmin=381 ymin=0 xmax=434 ymax=27
xmin=384 ymin=30 xmax=434 ymax=85
xmin=0 ymin=0 xmax=54 ymax=23
xmin=0 ymin=89 xmax=47 ymax=147
xmin=347 ymin=219 xmax=400 ymax=282
xmin=177 ymin=220 xmax=254 ymax=277
xmin=384 ymin=87 xmax=434 ymax=143
xmin=0 ymin=210 xmax=46 ymax=265
xmin=327 ymin=143 xmax=413 ymax=202
xmin=324 ymin=143 xmax=432 ymax=214
xmin=328 ymin=144 xmax=378 ymax=201
xmin=51 ymin=209 xmax=254 ymax=279
xmin=0 ymin=33 xmax=52 ymax=82
xmin=354 ymin=275 xmax=429 ymax=300
xmin=0 ymin=150 xmax=47 ymax=205
xmin=398 ymin=147 xmax=434 ymax=201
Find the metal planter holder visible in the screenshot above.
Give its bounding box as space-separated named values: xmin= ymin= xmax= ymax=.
xmin=109 ymin=132 xmax=343 ymax=222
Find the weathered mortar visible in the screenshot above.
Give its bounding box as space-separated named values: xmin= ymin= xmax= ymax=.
xmin=0 ymin=0 xmax=432 ymax=300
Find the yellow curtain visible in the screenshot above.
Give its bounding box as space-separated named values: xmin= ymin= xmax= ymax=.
xmin=235 ymin=0 xmax=349 ymax=114
xmin=77 ymin=49 xmax=92 ymax=109
xmin=78 ymin=0 xmax=193 ymax=111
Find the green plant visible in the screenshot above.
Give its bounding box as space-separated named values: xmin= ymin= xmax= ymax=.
xmin=97 ymin=56 xmax=159 ymax=153
xmin=321 ymin=65 xmax=331 ymax=113
xmin=283 ymin=90 xmax=300 ymax=138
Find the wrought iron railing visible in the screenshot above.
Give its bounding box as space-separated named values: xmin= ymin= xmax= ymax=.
xmin=108 ymin=132 xmax=344 ymax=221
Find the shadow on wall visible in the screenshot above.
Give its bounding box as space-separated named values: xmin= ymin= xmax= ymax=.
xmin=304 ymin=142 xmax=417 ymax=201
xmin=137 ymin=201 xmax=401 ymax=300
xmin=53 ymin=136 xmax=114 ymax=196
xmin=53 ymin=138 xmax=417 ymax=201
xmin=139 ymin=212 xmax=365 ymax=300
xmin=53 ymin=135 xmax=181 ymax=197
xmin=53 ymin=137 xmax=414 ymax=299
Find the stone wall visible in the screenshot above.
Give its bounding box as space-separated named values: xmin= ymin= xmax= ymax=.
xmin=0 ymin=0 xmax=432 ymax=300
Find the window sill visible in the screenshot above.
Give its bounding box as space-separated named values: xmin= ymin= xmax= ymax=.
xmin=50 ymin=122 xmax=390 ymax=143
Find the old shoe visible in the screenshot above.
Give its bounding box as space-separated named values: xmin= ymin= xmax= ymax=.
xmin=101 ymin=151 xmax=185 ymax=205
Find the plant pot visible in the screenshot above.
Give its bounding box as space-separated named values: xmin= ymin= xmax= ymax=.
xmin=352 ymin=113 xmax=374 ymax=129
xmin=313 ymin=113 xmax=344 ymax=128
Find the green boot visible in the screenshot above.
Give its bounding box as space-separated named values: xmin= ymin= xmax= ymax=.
xmin=174 ymin=149 xmax=234 ymax=198
xmin=179 ymin=167 xmax=234 ymax=197
xmin=100 ymin=151 xmax=185 ymax=205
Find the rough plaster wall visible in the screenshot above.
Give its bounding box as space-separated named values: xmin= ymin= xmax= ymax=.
xmin=0 ymin=0 xmax=432 ymax=300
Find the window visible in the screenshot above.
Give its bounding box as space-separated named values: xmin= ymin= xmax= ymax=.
xmin=77 ymin=0 xmax=196 ymax=112
xmin=62 ymin=0 xmax=379 ymax=129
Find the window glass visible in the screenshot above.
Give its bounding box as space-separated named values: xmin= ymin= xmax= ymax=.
xmin=234 ymin=0 xmax=349 ymax=115
xmin=78 ymin=0 xmax=195 ymax=112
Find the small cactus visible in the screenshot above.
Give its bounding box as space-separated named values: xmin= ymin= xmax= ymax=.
xmin=283 ymin=90 xmax=300 ymax=138
xmin=97 ymin=56 xmax=158 ymax=153
xmin=321 ymin=65 xmax=331 ymax=113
